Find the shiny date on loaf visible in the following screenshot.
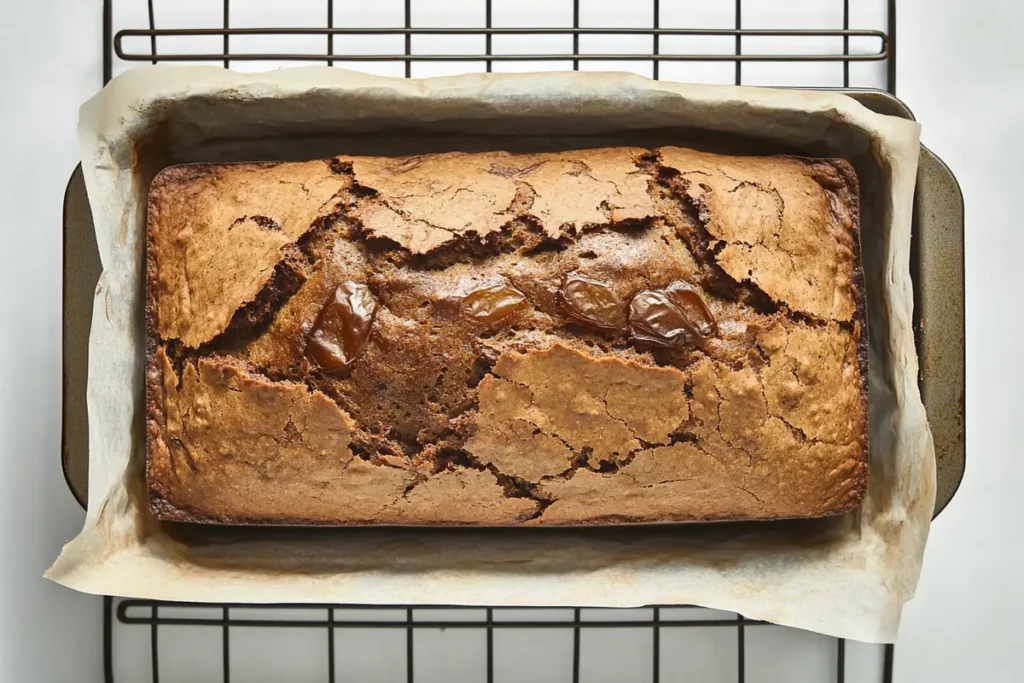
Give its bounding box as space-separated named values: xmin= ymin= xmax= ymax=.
xmin=556 ymin=275 xmax=627 ymax=331
xmin=628 ymin=281 xmax=717 ymax=348
xmin=462 ymin=282 xmax=530 ymax=325
xmin=305 ymin=282 xmax=378 ymax=371
xmin=460 ymin=275 xmax=719 ymax=351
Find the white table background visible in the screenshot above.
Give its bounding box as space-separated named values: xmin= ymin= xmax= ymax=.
xmin=0 ymin=0 xmax=1020 ymax=680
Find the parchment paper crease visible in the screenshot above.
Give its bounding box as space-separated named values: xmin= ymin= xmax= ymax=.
xmin=46 ymin=66 xmax=934 ymax=642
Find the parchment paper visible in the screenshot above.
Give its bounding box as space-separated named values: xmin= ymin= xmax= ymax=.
xmin=46 ymin=66 xmax=934 ymax=642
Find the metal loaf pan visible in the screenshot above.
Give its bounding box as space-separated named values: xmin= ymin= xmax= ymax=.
xmin=60 ymin=89 xmax=965 ymax=518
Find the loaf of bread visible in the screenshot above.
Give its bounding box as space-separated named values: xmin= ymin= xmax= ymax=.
xmin=145 ymin=145 xmax=868 ymax=526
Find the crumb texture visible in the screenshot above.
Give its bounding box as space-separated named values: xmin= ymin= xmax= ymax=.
xmin=146 ymin=145 xmax=868 ymax=526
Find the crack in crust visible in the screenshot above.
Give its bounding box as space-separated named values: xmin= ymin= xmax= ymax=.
xmin=146 ymin=145 xmax=869 ymax=526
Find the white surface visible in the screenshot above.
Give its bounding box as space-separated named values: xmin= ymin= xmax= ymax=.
xmin=0 ymin=0 xmax=1020 ymax=681
xmin=892 ymin=1 xmax=1024 ymax=680
xmin=0 ymin=1 xmax=104 ymax=682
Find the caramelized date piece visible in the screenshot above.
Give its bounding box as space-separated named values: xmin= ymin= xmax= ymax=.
xmin=306 ymin=282 xmax=378 ymax=371
xmin=664 ymin=281 xmax=717 ymax=339
xmin=628 ymin=281 xmax=716 ymax=348
xmin=628 ymin=290 xmax=694 ymax=347
xmin=557 ymin=275 xmax=626 ymax=331
xmin=463 ymin=282 xmax=530 ymax=325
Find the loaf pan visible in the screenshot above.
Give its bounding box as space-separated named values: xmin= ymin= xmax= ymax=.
xmin=60 ymin=88 xmax=965 ymax=518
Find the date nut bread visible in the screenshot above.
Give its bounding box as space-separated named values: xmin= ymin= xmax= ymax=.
xmin=145 ymin=146 xmax=868 ymax=526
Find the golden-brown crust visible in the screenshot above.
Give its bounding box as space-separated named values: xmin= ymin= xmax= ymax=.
xmin=345 ymin=148 xmax=656 ymax=253
xmin=146 ymin=145 xmax=868 ymax=526
xmin=148 ymin=161 xmax=349 ymax=347
xmin=656 ymin=148 xmax=859 ymax=322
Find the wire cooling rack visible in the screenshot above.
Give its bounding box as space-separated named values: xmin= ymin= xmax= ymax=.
xmin=97 ymin=1 xmax=898 ymax=681
xmin=106 ymin=0 xmax=894 ymax=90
xmin=107 ymin=598 xmax=892 ymax=683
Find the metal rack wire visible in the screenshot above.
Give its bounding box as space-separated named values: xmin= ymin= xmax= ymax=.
xmin=105 ymin=0 xmax=895 ymax=91
xmin=98 ymin=1 xmax=898 ymax=681
xmin=107 ymin=597 xmax=891 ymax=683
